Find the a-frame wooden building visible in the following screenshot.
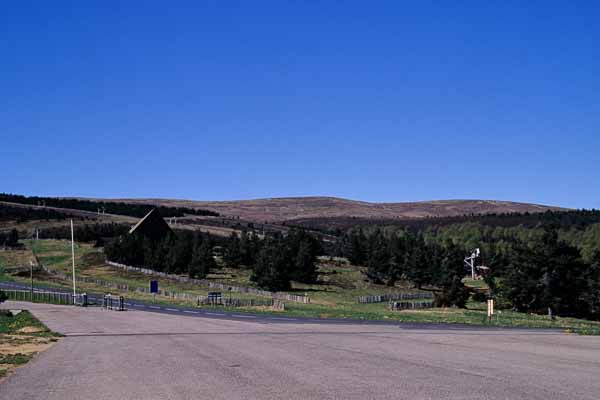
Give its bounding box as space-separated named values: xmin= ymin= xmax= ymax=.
xmin=128 ymin=208 xmax=172 ymax=241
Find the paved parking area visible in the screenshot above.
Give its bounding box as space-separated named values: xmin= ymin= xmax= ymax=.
xmin=1 ymin=301 xmax=599 ymax=399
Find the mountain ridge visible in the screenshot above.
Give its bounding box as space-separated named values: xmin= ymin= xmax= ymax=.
xmin=79 ymin=196 xmax=567 ymax=223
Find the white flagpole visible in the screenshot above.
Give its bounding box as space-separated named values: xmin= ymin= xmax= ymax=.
xmin=71 ymin=219 xmax=76 ymax=296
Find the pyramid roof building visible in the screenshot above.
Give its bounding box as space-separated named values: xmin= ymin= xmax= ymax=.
xmin=128 ymin=208 xmax=172 ymax=241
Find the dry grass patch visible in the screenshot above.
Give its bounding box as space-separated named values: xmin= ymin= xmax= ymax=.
xmin=0 ymin=248 xmax=34 ymax=269
xmin=0 ymin=310 xmax=60 ymax=380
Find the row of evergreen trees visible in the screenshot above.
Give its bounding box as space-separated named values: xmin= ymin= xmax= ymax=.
xmin=340 ymin=229 xmax=471 ymax=307
xmin=495 ymin=232 xmax=600 ymax=319
xmin=294 ymin=209 xmax=600 ymax=235
xmin=37 ymin=223 xmax=130 ymax=245
xmin=105 ymin=231 xmax=217 ymax=279
xmin=104 ymin=229 xmax=321 ymax=291
xmin=0 ymin=203 xmax=74 ymax=222
xmin=250 ymin=230 xmax=321 ymax=291
xmin=339 ymin=228 xmax=600 ymax=319
xmin=0 ymin=193 xmax=219 ymax=218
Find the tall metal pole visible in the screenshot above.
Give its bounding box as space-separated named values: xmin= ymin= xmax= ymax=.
xmin=71 ymin=220 xmax=76 ymax=296
xmin=31 ymin=235 xmax=37 ymax=301
xmin=30 ymin=261 xmax=34 ymax=300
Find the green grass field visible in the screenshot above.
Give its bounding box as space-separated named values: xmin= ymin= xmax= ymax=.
xmin=0 ymin=310 xmax=57 ymax=337
xmin=2 ymin=239 xmax=600 ymax=334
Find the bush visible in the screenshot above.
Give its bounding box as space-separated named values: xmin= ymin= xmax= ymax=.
xmin=471 ymin=291 xmax=488 ymax=303
xmin=432 ymin=278 xmax=470 ymax=308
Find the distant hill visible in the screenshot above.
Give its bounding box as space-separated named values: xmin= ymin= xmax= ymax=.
xmin=100 ymin=197 xmax=567 ymax=223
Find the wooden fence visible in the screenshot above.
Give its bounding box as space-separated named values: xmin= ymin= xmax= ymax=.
xmin=389 ymin=301 xmax=434 ymax=311
xmin=358 ymin=292 xmax=433 ymax=304
xmin=201 ymin=297 xmax=285 ymax=310
xmin=106 ymin=260 xmax=310 ymax=304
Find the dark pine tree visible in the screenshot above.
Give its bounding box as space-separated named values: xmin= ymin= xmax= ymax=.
xmin=348 ymin=229 xmax=367 ymax=266
xmin=366 ymin=229 xmax=390 ymax=284
xmin=224 ymin=232 xmax=242 ymax=268
xmin=189 ymin=236 xmax=215 ymax=279
xmin=289 ymin=230 xmax=319 ymax=283
xmin=251 ymin=237 xmax=291 ymax=291
xmin=7 ymin=229 xmax=19 ymax=247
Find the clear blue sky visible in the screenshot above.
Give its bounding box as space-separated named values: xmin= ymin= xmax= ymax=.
xmin=1 ymin=1 xmax=598 ymax=208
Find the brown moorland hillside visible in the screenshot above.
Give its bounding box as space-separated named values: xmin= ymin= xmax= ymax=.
xmin=91 ymin=197 xmax=566 ymax=223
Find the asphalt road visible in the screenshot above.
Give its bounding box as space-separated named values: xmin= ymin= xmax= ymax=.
xmin=1 ymin=301 xmax=600 ymax=400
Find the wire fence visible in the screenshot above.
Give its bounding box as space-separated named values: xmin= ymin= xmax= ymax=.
xmin=106 ymin=260 xmax=310 ymax=304
xmin=35 ymin=263 xmax=286 ymax=310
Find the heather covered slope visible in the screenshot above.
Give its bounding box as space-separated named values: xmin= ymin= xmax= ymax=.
xmin=102 ymin=197 xmax=566 ymax=222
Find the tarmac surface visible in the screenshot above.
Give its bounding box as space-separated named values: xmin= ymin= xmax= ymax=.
xmin=1 ymin=301 xmax=600 ymax=400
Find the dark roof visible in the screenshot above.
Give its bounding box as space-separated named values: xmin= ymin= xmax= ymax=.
xmin=129 ymin=208 xmax=172 ymax=240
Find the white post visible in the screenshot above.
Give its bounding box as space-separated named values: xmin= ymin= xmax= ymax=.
xmin=487 ymin=299 xmax=494 ymax=321
xmin=471 ymin=259 xmax=475 ymax=280
xmin=71 ymin=219 xmax=76 ymax=296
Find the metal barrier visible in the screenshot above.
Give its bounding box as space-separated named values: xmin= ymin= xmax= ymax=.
xmin=102 ymin=294 xmax=125 ymax=311
xmin=1 ymin=289 xmax=94 ymax=307
xmin=73 ymin=293 xmax=88 ymax=307
xmin=1 ymin=289 xmax=74 ymax=305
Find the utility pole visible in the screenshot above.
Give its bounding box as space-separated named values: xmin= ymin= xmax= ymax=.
xmin=31 ymin=234 xmax=37 ymax=300
xmin=30 ymin=261 xmax=34 ymax=301
xmin=71 ymin=219 xmax=77 ymax=297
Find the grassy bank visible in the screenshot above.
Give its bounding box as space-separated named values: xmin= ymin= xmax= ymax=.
xmin=0 ymin=310 xmax=61 ymax=379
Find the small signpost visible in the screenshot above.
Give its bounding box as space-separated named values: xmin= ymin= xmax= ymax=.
xmin=150 ymin=280 xmax=158 ymax=302
xmin=487 ymin=299 xmax=495 ymax=321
